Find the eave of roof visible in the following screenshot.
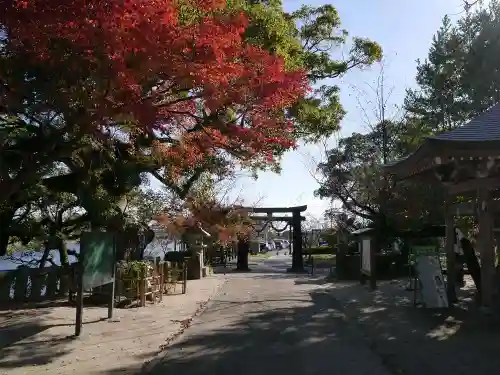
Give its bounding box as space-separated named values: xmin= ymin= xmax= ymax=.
xmin=383 ymin=103 xmax=500 ymax=179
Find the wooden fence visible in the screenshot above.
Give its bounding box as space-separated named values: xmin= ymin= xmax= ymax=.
xmin=0 ymin=259 xmax=188 ymax=307
xmin=0 ymin=265 xmax=74 ymax=304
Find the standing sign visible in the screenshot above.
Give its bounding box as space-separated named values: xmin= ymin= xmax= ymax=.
xmin=75 ymin=232 xmax=117 ymax=336
xmin=410 ymin=246 xmax=448 ymax=308
xmin=361 ymin=238 xmax=371 ymax=273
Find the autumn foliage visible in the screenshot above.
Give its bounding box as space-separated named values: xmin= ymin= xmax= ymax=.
xmin=154 ymin=198 xmax=252 ymax=244
xmin=1 ymin=0 xmax=308 ymax=177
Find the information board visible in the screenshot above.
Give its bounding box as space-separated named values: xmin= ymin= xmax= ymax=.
xmin=81 ymin=232 xmax=116 ymax=290
xmin=361 ymin=238 xmax=371 ymax=273
xmin=411 ymin=246 xmax=448 ymax=308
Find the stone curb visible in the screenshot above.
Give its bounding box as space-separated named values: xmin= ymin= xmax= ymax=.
xmin=136 ymin=276 xmax=228 ymax=374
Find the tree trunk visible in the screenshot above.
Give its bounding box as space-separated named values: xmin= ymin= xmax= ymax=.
xmin=0 ymin=209 xmax=14 ymax=256
xmin=59 ymin=240 xmax=69 ymax=267
xmin=39 ymin=241 xmax=51 ymax=269
xmin=236 ymin=239 xmax=250 ymax=271
xmin=0 ymin=229 xmax=9 ymax=257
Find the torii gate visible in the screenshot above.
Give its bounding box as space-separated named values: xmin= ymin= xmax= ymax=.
xmin=245 ymin=205 xmax=307 ymax=272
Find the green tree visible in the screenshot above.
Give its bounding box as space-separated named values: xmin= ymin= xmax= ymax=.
xmin=405 ymin=2 xmax=500 ymax=129
xmin=315 ymin=119 xmax=445 ymax=231
xmin=315 ymin=62 xmax=444 ymax=232
xmin=289 ymin=4 xmax=382 ymax=142
xmin=0 ymin=1 xmax=382 ymax=256
xmin=404 ymin=15 xmax=470 ymax=131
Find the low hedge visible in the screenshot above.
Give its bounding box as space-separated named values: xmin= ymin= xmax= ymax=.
xmin=335 ymin=253 xmax=360 ymax=280
xmin=335 ymin=252 xmax=408 ymax=280
xmin=304 ymin=246 xmax=335 ymax=255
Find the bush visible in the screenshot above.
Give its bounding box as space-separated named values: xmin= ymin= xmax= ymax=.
xmin=335 ymin=253 xmax=360 ymax=280
xmin=337 ymin=242 xmax=359 ymax=255
xmin=335 ymin=252 xmax=407 ymax=281
xmin=322 ymin=233 xmax=339 ymax=248
xmin=117 ymin=260 xmax=151 ymax=280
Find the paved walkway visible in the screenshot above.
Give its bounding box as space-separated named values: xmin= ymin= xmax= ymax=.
xmin=13 ymin=256 xmax=494 ymax=375
xmin=140 ymin=267 xmax=393 ymax=375
xmin=0 ymin=276 xmax=225 ymax=375
xmin=329 ymin=278 xmax=500 ymax=375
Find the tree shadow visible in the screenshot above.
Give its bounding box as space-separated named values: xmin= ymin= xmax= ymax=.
xmin=0 ymin=334 xmax=76 ymax=369
xmin=0 ymin=302 xmax=59 ymax=350
xmin=0 ymin=299 xmax=110 ymax=370
xmin=0 ymin=298 xmax=75 ymax=312
xmin=327 ymin=278 xmax=500 ymax=375
xmin=98 ymin=280 xmax=392 ymax=375
xmin=97 ymin=273 xmax=500 ymax=375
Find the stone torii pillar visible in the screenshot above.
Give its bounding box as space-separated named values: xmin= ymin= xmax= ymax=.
xmin=289 ymin=210 xmax=305 ymax=272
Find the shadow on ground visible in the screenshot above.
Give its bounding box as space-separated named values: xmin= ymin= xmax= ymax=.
xmin=0 ymin=299 xmax=109 ymax=370
xmin=7 ymin=264 xmax=498 ymax=375
xmin=0 ymin=301 xmax=71 ymax=369
xmin=327 ymin=278 xmax=500 ymax=375
xmin=102 ymin=286 xmax=377 ymax=375
xmin=103 ymin=273 xmax=500 ymax=375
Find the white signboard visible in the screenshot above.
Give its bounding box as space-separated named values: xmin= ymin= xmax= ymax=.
xmin=361 ymin=238 xmax=371 ymax=273
xmin=414 ymin=255 xmax=448 ymax=308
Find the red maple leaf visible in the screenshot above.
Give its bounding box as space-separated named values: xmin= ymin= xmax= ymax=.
xmin=1 ymin=0 xmax=309 ymax=179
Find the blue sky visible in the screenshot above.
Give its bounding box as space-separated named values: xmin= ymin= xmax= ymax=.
xmin=225 ymin=0 xmax=477 ymax=218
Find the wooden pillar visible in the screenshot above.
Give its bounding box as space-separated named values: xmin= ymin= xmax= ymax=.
xmin=369 ymin=236 xmax=377 ymax=290
xmin=444 ymin=205 xmax=457 ymax=303
xmin=477 ymin=188 xmax=495 ymax=307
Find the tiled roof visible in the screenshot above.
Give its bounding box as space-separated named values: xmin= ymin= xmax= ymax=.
xmin=383 ymin=103 xmax=500 ymax=178
xmin=431 ymin=103 xmax=500 ymax=142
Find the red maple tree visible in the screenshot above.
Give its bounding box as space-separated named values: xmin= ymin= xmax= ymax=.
xmin=1 ymin=0 xmax=308 ymax=178
xmin=154 ymin=198 xmax=252 ymax=244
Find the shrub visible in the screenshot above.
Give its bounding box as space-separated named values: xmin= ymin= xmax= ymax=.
xmin=335 ymin=252 xmax=407 ymax=281
xmin=304 ymin=246 xmax=335 ymax=255
xmin=335 ymin=253 xmax=360 ymax=280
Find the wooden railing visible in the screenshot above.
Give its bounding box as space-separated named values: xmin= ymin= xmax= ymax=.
xmin=0 ymin=265 xmax=75 ymax=304
xmin=0 ymin=260 xmax=188 ymax=308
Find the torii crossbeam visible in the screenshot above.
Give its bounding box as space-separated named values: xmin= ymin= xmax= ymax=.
xmin=242 ymin=205 xmax=308 ymax=272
